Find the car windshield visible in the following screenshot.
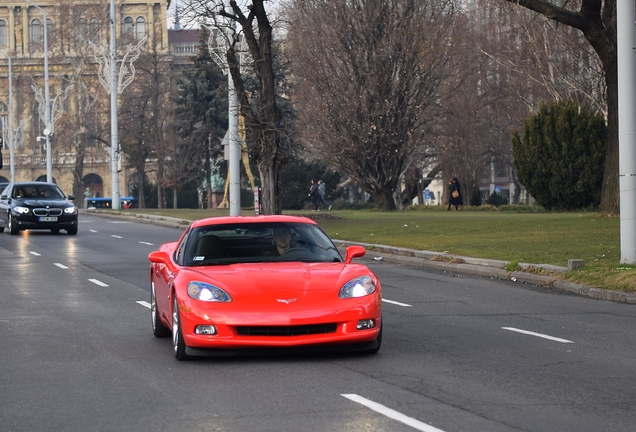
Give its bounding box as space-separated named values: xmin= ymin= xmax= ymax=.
xmin=184 ymin=222 xmax=342 ymax=266
xmin=13 ymin=185 xmax=65 ymax=199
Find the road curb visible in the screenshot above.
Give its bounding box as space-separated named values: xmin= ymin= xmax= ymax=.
xmin=84 ymin=210 xmax=634 ymax=305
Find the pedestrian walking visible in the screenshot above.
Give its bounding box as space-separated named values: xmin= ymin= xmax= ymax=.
xmin=317 ymin=180 xmax=332 ymax=210
xmin=308 ymin=179 xmax=320 ymax=211
xmin=447 ymin=178 xmax=463 ymax=211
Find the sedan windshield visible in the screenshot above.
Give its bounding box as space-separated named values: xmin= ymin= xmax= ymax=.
xmin=13 ymin=185 xmax=65 ymax=199
xmin=184 ymin=222 xmax=342 ymax=266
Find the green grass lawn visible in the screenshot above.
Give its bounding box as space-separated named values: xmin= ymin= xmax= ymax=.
xmin=119 ymin=207 xmax=635 ymax=293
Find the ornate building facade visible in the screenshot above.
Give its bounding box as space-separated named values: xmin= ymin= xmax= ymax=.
xmin=0 ymin=0 xmax=175 ymax=204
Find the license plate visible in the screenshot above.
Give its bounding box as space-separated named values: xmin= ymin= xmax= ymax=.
xmin=38 ymin=216 xmax=58 ymax=222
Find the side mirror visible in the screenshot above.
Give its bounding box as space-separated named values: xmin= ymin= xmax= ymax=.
xmin=148 ymin=250 xmax=176 ymax=272
xmin=345 ymin=245 xmax=366 ymax=264
xmin=68 ymin=195 xmax=75 ymax=201
xmin=0 ymin=195 xmax=6 ymax=200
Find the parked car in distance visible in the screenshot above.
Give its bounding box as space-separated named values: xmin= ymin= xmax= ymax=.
xmin=148 ymin=215 xmax=382 ymax=360
xmin=0 ymin=182 xmax=78 ymax=235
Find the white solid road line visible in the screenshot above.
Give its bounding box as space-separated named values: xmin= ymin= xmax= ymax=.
xmin=136 ymin=301 xmax=151 ymax=309
xmin=341 ymin=394 xmax=446 ymax=432
xmin=502 ymin=327 xmax=574 ymax=344
xmin=29 ymin=251 xmax=41 ymax=256
xmin=382 ymin=298 xmax=412 ymax=307
xmin=54 ymin=263 xmax=69 ymax=269
xmin=88 ymin=279 xmax=109 ymax=287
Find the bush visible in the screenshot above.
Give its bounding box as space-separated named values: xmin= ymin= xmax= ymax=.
xmin=512 ymin=100 xmax=606 ymax=210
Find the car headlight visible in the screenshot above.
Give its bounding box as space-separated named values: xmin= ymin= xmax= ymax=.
xmin=14 ymin=206 xmax=30 ymax=214
xmin=64 ymin=207 xmax=77 ymax=214
xmin=187 ymin=281 xmax=232 ymax=302
xmin=339 ymin=276 xmax=376 ymax=298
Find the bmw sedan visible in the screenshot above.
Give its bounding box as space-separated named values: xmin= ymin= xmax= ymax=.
xmin=0 ymin=182 xmax=78 ymax=235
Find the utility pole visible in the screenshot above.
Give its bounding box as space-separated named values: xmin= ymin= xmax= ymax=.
xmin=109 ymin=0 xmax=121 ymax=209
xmin=0 ymin=50 xmax=14 ymax=183
xmin=617 ymin=1 xmax=636 ymax=263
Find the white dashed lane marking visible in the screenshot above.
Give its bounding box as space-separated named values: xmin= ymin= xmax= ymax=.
xmin=88 ymin=279 xmax=109 ymax=287
xmin=111 ymin=235 xmax=123 ymax=239
xmin=341 ymin=394 xmax=446 ymax=432
xmin=137 ymin=301 xmax=151 ymax=309
xmin=383 ymin=299 xmax=412 ymax=307
xmin=29 ymin=251 xmax=41 ymax=256
xmin=54 ymin=263 xmax=69 ymax=269
xmin=502 ymin=327 xmax=574 ymax=344
xmin=139 ymin=242 xmax=154 ymax=246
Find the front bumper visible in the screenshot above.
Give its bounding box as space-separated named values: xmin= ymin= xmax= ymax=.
xmin=177 ymin=297 xmax=382 ymax=350
xmin=13 ymin=212 xmax=78 ymax=230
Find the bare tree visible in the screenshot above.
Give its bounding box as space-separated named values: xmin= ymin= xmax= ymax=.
xmin=181 ymin=0 xmax=287 ymax=214
xmin=285 ymin=0 xmax=455 ymax=210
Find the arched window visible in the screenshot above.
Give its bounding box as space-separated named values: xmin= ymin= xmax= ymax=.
xmin=89 ymin=18 xmax=99 ymax=41
xmin=31 ymin=19 xmax=41 ymax=43
xmin=123 ymin=16 xmax=134 ymax=34
xmin=135 ymin=17 xmax=145 ymax=40
xmin=0 ymin=20 xmax=6 ymax=46
xmin=78 ymin=18 xmax=86 ymax=40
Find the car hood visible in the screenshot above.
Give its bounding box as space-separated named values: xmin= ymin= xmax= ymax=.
xmin=21 ymin=199 xmax=70 ymax=207
xmin=181 ymin=262 xmax=369 ymax=304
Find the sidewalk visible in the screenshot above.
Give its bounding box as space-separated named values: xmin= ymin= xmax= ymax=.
xmin=86 ymin=209 xmax=636 ymax=305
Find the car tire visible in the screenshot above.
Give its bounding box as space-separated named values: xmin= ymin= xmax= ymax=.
xmin=66 ymin=227 xmax=78 ymax=235
xmin=367 ymin=323 xmax=382 ymax=354
xmin=8 ymin=214 xmax=19 ymax=235
xmin=172 ymin=295 xmax=190 ymax=361
xmin=0 ymin=227 xmax=4 ymax=233
xmin=151 ymin=276 xmax=170 ymax=338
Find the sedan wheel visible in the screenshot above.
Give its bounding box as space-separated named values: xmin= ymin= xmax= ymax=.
xmin=66 ymin=227 xmax=78 ymax=235
xmin=8 ymin=214 xmax=19 ymax=235
xmin=172 ymin=296 xmax=190 ymax=360
xmin=151 ymin=277 xmax=170 ymax=338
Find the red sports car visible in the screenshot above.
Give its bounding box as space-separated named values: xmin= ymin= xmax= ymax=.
xmin=148 ymin=215 xmax=382 ymax=360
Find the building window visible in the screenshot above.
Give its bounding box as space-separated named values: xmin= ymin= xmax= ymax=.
xmin=31 ymin=19 xmax=41 ymax=43
xmin=89 ymin=18 xmax=99 ymax=42
xmin=78 ymin=18 xmax=86 ymax=40
xmin=136 ymin=17 xmax=145 ymax=40
xmin=123 ymin=16 xmax=134 ymax=34
xmin=0 ymin=20 xmax=6 ymax=46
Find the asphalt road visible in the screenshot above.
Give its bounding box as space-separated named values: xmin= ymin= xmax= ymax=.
xmin=1 ymin=214 xmax=635 ymax=432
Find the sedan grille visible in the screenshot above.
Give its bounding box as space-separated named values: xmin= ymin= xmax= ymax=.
xmin=33 ymin=208 xmax=63 ymax=217
xmin=236 ymin=323 xmax=337 ymax=336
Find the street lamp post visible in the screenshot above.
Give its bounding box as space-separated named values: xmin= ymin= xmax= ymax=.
xmin=23 ymin=0 xmax=52 ymax=183
xmin=109 ymin=0 xmax=120 ymax=209
xmin=0 ymin=49 xmax=14 ymax=183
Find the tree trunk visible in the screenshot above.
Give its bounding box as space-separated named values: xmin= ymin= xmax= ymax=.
xmin=258 ymin=157 xmax=283 ymax=215
xmin=369 ymin=189 xmax=397 ymax=211
xmin=600 ymin=54 xmax=619 ymax=215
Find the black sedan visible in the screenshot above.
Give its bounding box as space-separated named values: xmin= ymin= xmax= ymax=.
xmin=0 ymin=182 xmax=78 ymax=235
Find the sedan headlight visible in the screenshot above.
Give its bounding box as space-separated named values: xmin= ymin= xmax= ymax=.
xmin=64 ymin=207 xmax=77 ymax=214
xmin=13 ymin=206 xmax=30 ymax=214
xmin=339 ymin=276 xmax=376 ymax=298
xmin=187 ymin=281 xmax=232 ymax=302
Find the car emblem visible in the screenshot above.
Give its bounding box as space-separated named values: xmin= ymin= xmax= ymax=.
xmin=277 ymin=298 xmax=297 ymax=304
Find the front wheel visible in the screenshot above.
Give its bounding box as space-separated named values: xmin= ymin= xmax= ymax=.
xmin=172 ymin=296 xmax=190 ymax=360
xmin=66 ymin=226 xmax=78 ymax=235
xmin=8 ymin=214 xmax=19 ymax=235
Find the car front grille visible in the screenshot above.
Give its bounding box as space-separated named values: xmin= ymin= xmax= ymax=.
xmin=236 ymin=323 xmax=337 ymax=336
xmin=33 ymin=208 xmax=63 ymax=217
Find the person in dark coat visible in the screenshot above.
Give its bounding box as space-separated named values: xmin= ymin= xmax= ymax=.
xmin=447 ymin=178 xmax=463 ymax=211
xmin=308 ymin=179 xmax=320 ymax=211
